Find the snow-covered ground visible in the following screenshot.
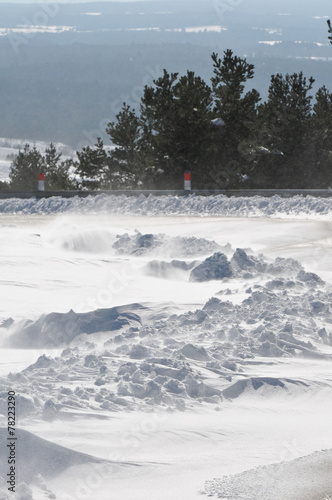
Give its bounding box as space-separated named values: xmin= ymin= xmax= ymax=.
xmin=1 ymin=197 xmax=332 ymax=499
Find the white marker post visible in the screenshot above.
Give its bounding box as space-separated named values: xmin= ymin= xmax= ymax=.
xmin=38 ymin=173 xmax=45 ymax=191
xmin=184 ymin=171 xmax=191 ymax=191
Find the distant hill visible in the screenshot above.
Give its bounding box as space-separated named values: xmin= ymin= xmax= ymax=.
xmin=0 ymin=0 xmax=331 ymax=147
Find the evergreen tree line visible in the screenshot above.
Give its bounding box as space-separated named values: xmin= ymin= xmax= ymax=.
xmin=4 ymin=49 xmax=332 ymax=191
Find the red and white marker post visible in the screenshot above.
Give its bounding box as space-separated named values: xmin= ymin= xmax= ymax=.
xmin=38 ymin=173 xmax=45 ymax=191
xmin=184 ymin=171 xmax=191 ymax=191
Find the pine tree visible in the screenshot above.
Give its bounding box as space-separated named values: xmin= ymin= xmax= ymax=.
xmin=169 ymin=71 xmax=215 ymax=181
xmin=254 ymin=72 xmax=314 ymax=187
xmin=308 ymin=86 xmax=332 ymax=186
xmin=140 ymin=70 xmax=215 ymax=187
xmin=139 ymin=70 xmax=179 ymax=186
xmin=9 ymin=144 xmax=44 ymax=190
xmin=210 ymin=50 xmax=261 ymax=187
xmin=75 ymin=138 xmax=109 ymax=189
xmin=44 ymin=143 xmax=76 ymax=190
xmin=327 ymin=19 xmax=332 ymax=44
xmin=8 ymin=142 xmax=75 ymax=191
xmin=106 ymin=104 xmax=148 ymax=188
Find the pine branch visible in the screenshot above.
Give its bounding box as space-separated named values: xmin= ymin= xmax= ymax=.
xmin=328 ymin=19 xmax=332 ymax=44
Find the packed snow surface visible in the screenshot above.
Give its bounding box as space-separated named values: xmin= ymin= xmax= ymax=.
xmin=1 ymin=207 xmax=332 ymax=499
xmin=202 ymin=449 xmax=332 ymax=499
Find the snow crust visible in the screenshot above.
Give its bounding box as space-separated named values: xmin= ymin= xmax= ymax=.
xmin=2 ymin=193 xmax=332 ymax=219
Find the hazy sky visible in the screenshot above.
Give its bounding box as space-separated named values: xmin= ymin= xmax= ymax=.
xmin=0 ymin=0 xmax=151 ymax=2
xmin=0 ymin=0 xmax=154 ymax=3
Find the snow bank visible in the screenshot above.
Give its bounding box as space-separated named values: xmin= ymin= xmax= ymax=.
xmin=1 ymin=193 xmax=332 ymax=218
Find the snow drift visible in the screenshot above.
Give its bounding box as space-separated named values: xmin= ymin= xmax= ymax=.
xmin=0 ymin=427 xmax=107 ymax=499
xmin=0 ymin=428 xmax=103 ymax=481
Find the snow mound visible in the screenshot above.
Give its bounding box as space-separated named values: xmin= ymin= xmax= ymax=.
xmin=222 ymin=377 xmax=309 ymax=399
xmin=201 ymin=448 xmax=332 ymax=499
xmin=112 ymin=231 xmax=221 ymax=257
xmin=0 ymin=394 xmax=37 ymax=419
xmin=2 ymin=193 xmax=332 ymax=219
xmin=145 ymin=249 xmax=304 ymax=283
xmin=7 ymin=306 xmax=142 ymax=348
xmin=189 ymin=248 xmax=304 ymax=282
xmin=230 ymin=247 xmax=267 ymax=273
xmin=180 ymin=343 xmax=210 ymax=361
xmin=190 ymin=252 xmax=233 ymax=282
